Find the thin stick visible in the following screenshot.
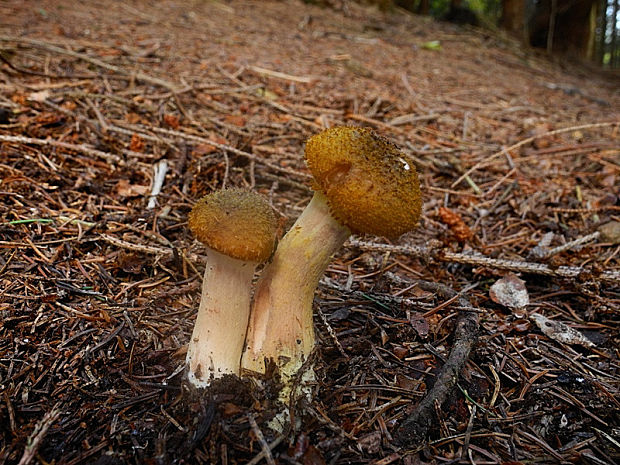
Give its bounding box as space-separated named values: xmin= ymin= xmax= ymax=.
xmin=248 ymin=65 xmax=314 ymax=83
xmin=396 ymin=281 xmax=479 ymax=445
xmin=0 ymin=53 xmax=72 ymax=78
xmin=247 ymin=414 xmax=276 ymax=465
xmin=246 ymin=436 xmax=285 ymax=465
xmin=18 ymin=406 xmax=62 ymax=465
xmin=117 ymin=123 xmax=311 ymax=180
xmin=317 ymin=308 xmax=350 ymax=360
xmin=542 ymin=231 xmax=600 ymax=258
xmin=0 ymin=135 xmax=122 ymax=165
xmin=99 ymin=234 xmax=172 ymax=255
xmin=347 ymin=239 xmax=620 ymax=285
xmin=98 ymin=234 xmax=201 ymax=263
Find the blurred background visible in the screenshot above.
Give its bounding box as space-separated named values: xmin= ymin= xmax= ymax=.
xmin=309 ymin=0 xmax=620 ymax=68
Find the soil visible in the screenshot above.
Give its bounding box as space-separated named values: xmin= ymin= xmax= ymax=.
xmin=0 ymin=1 xmax=619 ymax=464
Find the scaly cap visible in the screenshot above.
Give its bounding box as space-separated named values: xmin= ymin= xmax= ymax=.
xmin=189 ymin=188 xmax=277 ymax=262
xmin=304 ymin=126 xmax=422 ymax=238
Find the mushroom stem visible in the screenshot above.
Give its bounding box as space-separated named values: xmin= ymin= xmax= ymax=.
xmin=242 ymin=191 xmax=350 ymax=381
xmin=187 ymin=249 xmax=255 ymax=388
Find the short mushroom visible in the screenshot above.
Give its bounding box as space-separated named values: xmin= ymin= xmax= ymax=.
xmin=187 ymin=187 xmax=277 ymax=388
xmin=241 ymin=126 xmax=422 ymax=389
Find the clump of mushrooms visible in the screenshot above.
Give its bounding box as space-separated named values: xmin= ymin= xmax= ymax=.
xmin=186 ymin=188 xmax=277 ymax=388
xmin=241 ymin=126 xmax=422 ymax=395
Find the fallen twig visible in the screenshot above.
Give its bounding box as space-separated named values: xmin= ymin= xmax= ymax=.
xmin=248 ymin=65 xmax=314 ymax=83
xmin=395 ymin=281 xmax=478 ymax=445
xmin=0 ymin=134 xmax=122 ymax=165
xmin=18 ymin=405 xmax=62 ymax=465
xmin=542 ymin=231 xmax=600 ymax=259
xmin=320 ymin=274 xmax=480 ymax=445
xmin=348 ymin=239 xmax=620 ymax=285
xmin=128 ymin=124 xmax=311 ymax=180
xmin=246 ymin=435 xmax=285 ymax=465
xmin=99 ymin=234 xmax=172 ymax=255
xmin=248 ymin=414 xmax=276 ymax=465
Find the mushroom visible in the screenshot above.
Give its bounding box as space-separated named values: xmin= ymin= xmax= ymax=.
xmin=241 ymin=126 xmax=422 ymax=389
xmin=187 ymin=188 xmax=277 ymax=388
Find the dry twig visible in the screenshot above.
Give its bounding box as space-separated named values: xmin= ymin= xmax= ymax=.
xmin=396 ymin=281 xmax=479 ymax=445
xmin=248 ymin=414 xmax=276 ymax=465
xmin=17 ymin=406 xmax=61 ymax=465
xmin=0 ymin=134 xmax=122 ymax=164
xmin=348 ymin=239 xmax=620 ymax=285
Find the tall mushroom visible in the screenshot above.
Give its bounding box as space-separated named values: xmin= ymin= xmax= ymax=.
xmin=187 ymin=188 xmax=277 ymax=388
xmin=241 ymin=126 xmax=422 ymax=390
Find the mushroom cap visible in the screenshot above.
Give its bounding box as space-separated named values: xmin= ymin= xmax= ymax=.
xmin=304 ymin=126 xmax=422 ymax=238
xmin=189 ymin=188 xmax=277 ymax=262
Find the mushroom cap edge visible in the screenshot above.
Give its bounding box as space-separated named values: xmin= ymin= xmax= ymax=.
xmin=188 ymin=188 xmax=278 ymax=263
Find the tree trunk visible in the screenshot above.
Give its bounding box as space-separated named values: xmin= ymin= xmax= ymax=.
xmin=547 ymin=0 xmax=557 ymax=53
xmin=510 ymin=0 xmax=600 ymax=60
xmin=417 ymin=0 xmax=430 ymax=15
xmin=612 ymin=0 xmax=619 ymax=66
xmin=597 ymin=0 xmax=608 ymax=65
xmin=552 ymin=0 xmax=599 ymax=59
xmin=395 ymin=0 xmax=417 ymax=11
xmin=501 ymin=0 xmax=527 ymax=41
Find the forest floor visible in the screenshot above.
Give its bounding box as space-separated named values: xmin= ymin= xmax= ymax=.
xmin=1 ymin=1 xmax=619 ymax=464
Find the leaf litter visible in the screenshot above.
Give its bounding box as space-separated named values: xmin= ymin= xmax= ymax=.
xmin=0 ymin=0 xmax=619 ymax=464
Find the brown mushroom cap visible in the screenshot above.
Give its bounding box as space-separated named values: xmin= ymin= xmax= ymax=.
xmin=189 ymin=188 xmax=277 ymax=262
xmin=304 ymin=126 xmax=422 ymax=238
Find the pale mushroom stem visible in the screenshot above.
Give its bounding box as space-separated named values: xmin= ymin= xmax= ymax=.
xmin=187 ymin=249 xmax=255 ymax=388
xmin=241 ymin=191 xmax=351 ymax=382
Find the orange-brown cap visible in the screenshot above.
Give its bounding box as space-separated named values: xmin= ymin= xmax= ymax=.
xmin=304 ymin=126 xmax=422 ymax=238
xmin=189 ymin=188 xmax=277 ymax=262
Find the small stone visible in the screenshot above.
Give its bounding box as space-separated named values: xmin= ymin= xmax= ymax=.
xmin=598 ymin=221 xmax=620 ymax=245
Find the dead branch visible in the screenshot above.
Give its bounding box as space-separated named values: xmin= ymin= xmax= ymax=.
xmin=394 ymin=281 xmax=479 ymax=446
xmin=320 ymin=275 xmax=480 ymax=446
